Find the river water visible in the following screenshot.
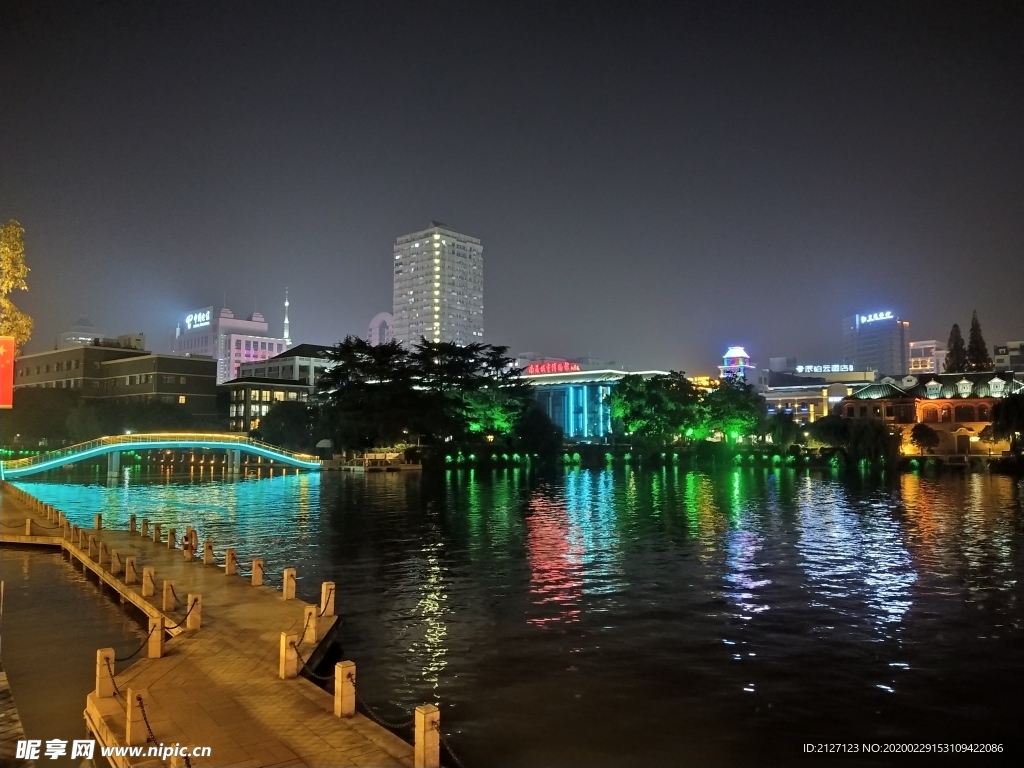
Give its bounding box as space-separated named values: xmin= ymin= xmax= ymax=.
xmin=11 ymin=468 xmax=1024 ymax=766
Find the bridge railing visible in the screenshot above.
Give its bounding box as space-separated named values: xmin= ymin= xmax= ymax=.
xmin=0 ymin=433 xmax=319 ymax=471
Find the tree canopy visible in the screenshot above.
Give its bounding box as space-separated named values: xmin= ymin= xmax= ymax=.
xmin=317 ymin=336 xmax=534 ymax=449
xmin=704 ymin=375 xmax=764 ymax=443
xmin=991 ymin=393 xmax=1024 ymax=454
xmin=944 ymin=323 xmax=968 ymax=373
xmin=966 ymin=310 xmax=993 ymax=372
xmin=0 ymin=220 xmax=34 ymax=349
xmin=909 ymin=423 xmax=940 ymax=454
xmin=607 ymin=371 xmax=706 ymax=443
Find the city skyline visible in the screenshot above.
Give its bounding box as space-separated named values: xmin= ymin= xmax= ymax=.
xmin=2 ymin=2 xmax=1022 ymax=372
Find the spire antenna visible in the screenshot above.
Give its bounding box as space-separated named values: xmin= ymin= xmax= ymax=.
xmin=283 ymin=287 xmax=291 ymax=347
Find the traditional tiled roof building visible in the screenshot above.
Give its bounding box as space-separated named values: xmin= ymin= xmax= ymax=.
xmin=841 ymin=371 xmax=1023 ymax=455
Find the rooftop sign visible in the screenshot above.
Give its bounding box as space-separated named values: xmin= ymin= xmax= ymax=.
xmin=526 ymin=362 xmax=581 ymax=375
xmin=859 ymin=311 xmax=893 ymax=324
xmin=185 ymin=308 xmax=212 ymax=330
xmin=796 ymin=364 xmax=854 ymax=373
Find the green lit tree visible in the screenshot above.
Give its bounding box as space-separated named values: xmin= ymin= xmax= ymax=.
xmin=808 ymin=414 xmax=850 ymax=449
xmin=607 ymin=371 xmax=706 ymax=444
xmin=944 ymin=323 xmax=968 ymax=373
xmin=704 ymin=375 xmax=764 ymax=443
xmin=766 ymin=411 xmax=799 ymax=451
xmin=909 ymin=423 xmax=940 ymax=455
xmin=966 ymin=310 xmax=993 ymax=372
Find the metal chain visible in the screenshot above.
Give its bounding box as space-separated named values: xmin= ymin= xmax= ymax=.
xmin=104 ymin=658 xmax=122 ymax=698
xmin=165 ymin=597 xmax=199 ymax=630
xmin=295 ymin=612 xmax=313 ymax=649
xmin=437 ymin=728 xmax=468 ymax=768
xmin=115 ymin=623 xmax=157 ymax=661
xmin=290 ymin=642 xmax=336 ymax=682
xmin=318 ymin=587 xmax=335 ymax=617
xmin=136 ymin=695 xmax=157 ymax=744
xmin=347 ymin=674 xmax=414 ymax=730
xmin=168 ymin=583 xmax=180 ymax=604
xmin=184 ymin=754 xmax=192 ymax=768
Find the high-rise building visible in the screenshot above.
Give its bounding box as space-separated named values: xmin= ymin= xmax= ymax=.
xmin=392 ymin=222 xmax=483 ymax=347
xmin=908 ymin=340 xmax=946 ymax=375
xmin=367 ymin=312 xmax=394 ymax=346
xmin=842 ymin=311 xmax=909 ymax=375
xmin=994 ymin=341 xmax=1023 ymax=372
xmin=173 ymin=306 xmax=288 ymax=384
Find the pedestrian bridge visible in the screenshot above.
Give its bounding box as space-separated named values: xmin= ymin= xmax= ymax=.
xmin=0 ymin=433 xmax=321 ymax=479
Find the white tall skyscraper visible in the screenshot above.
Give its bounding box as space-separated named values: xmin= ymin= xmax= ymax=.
xmin=392 ymin=222 xmax=483 ymax=347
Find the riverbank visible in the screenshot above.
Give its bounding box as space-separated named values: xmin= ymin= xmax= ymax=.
xmin=0 ymin=484 xmax=425 ymax=768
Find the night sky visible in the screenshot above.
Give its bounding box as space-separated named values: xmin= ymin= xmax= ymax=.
xmin=2 ymin=1 xmax=1022 ymax=373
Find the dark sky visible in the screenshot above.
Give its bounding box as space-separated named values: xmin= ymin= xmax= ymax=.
xmin=2 ymin=0 xmax=1022 ymax=373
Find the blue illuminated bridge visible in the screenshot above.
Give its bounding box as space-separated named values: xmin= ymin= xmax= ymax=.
xmin=0 ymin=433 xmax=322 ymax=480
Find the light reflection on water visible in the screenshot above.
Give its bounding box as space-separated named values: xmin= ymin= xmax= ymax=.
xmin=13 ymin=468 xmax=1024 ymax=766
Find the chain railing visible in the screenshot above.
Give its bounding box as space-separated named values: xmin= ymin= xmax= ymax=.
xmin=115 ymin=624 xmax=157 ymax=662
xmin=104 ymin=658 xmax=122 ymax=698
xmin=436 ymin=723 xmax=468 ymax=768
xmin=137 ymin=695 xmax=157 ymax=745
xmin=165 ymin=597 xmax=200 ymax=630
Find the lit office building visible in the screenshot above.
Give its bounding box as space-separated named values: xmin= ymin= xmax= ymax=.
xmin=173 ymin=306 xmax=288 ymax=384
xmin=842 ymin=311 xmax=909 ymax=375
xmin=909 ymin=340 xmax=947 ymax=375
xmin=392 ymin=222 xmax=483 ymax=347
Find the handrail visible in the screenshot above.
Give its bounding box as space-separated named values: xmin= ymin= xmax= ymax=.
xmin=0 ymin=432 xmax=319 ymax=473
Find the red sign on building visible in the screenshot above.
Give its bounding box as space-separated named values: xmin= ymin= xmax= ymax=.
xmin=526 ymin=361 xmax=581 ymax=375
xmin=0 ymin=336 xmax=14 ymax=409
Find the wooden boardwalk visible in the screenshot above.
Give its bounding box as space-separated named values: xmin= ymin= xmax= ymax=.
xmin=0 ymin=484 xmax=420 ymax=768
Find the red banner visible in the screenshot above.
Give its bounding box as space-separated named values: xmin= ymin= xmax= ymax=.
xmin=0 ymin=336 xmax=14 ymax=409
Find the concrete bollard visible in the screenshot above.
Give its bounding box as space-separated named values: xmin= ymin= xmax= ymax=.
xmin=162 ymin=580 xmax=176 ymax=612
xmin=414 ymin=704 xmax=441 ymax=768
xmin=95 ymin=648 xmax=116 ymax=698
xmin=279 ymin=633 xmax=298 ymax=679
xmin=186 ymin=594 xmax=202 ymax=630
xmin=184 ymin=525 xmax=193 ymax=543
xmin=252 ymin=558 xmax=264 ymax=587
xmin=334 ymin=661 xmax=356 ymax=717
xmin=129 ymin=514 xmax=137 ymax=534
xmin=167 ymin=528 xmax=176 ymax=549
xmin=169 ymin=747 xmax=196 ymax=768
xmin=203 ymin=539 xmax=214 ymax=565
xmin=76 ymin=527 xmax=85 ymax=548
xmin=125 ymin=557 xmax=138 ymax=585
xmin=98 ymin=541 xmax=110 ymax=566
xmin=142 ymin=567 xmax=156 ymax=597
xmin=24 ymin=518 xmax=31 ymax=536
xmin=88 ymin=535 xmax=98 ymax=559
xmin=141 ymin=518 xmax=149 ymax=538
xmin=225 ymin=548 xmax=238 ymax=576
xmin=302 ymin=605 xmax=318 ymax=645
xmin=94 ymin=513 xmax=102 ymax=530
xmin=320 ymin=582 xmax=336 ymax=618
xmin=283 ymin=568 xmax=297 ymax=600
xmin=190 ymin=529 xmax=199 ymax=551
xmin=152 ymin=523 xmax=162 ymax=544
xmin=125 ymin=688 xmax=149 ymax=747
xmin=148 ymin=616 xmax=164 ymax=658
xmin=63 ymin=520 xmax=71 ymax=540
xmin=183 ymin=541 xmax=194 ymax=562
xmin=111 ymin=550 xmax=123 ymax=576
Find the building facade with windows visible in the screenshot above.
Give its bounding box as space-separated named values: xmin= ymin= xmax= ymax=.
xmin=908 ymin=339 xmax=947 ymax=375
xmin=994 ymin=341 xmax=1023 ymax=372
xmin=524 ymin=367 xmax=669 ymax=441
xmin=392 ymin=222 xmax=483 ymax=347
xmin=236 ymin=344 xmax=333 ymax=387
xmin=14 ymin=342 xmax=217 ymax=418
xmin=841 ymin=372 xmax=1022 ymax=455
xmin=222 ymin=378 xmax=311 ymax=432
xmin=173 ymin=307 xmax=289 ymax=384
xmin=842 ymin=311 xmax=910 ymax=375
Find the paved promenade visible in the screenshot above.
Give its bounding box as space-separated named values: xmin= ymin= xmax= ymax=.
xmin=0 ymin=484 xmax=419 ymax=768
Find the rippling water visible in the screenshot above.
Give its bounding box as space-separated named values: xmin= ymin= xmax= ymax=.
xmin=13 ymin=468 xmax=1024 ymax=766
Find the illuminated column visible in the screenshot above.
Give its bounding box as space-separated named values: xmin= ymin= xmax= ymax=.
xmin=107 ymin=451 xmax=120 ymax=478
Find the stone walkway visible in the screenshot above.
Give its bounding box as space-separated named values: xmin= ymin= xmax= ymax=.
xmin=0 ymin=485 xmax=415 ymax=768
